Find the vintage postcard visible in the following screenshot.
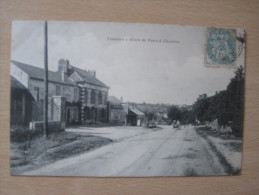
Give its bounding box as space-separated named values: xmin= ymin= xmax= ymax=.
xmin=10 ymin=21 xmax=245 ymax=177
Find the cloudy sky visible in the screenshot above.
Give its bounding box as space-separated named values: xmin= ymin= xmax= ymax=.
xmin=11 ymin=21 xmax=244 ymax=105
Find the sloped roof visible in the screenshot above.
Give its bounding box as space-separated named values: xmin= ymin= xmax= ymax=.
xmin=108 ymin=96 xmax=122 ymax=104
xmin=121 ymin=103 xmax=129 ymax=114
xmin=11 ymin=76 xmax=27 ymax=90
xmin=12 ymin=60 xmax=76 ymax=86
xmin=129 ymin=106 xmax=145 ymax=116
xmin=71 ymin=65 xmax=109 ymax=88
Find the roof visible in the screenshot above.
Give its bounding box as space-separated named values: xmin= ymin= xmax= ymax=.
xmin=12 ymin=60 xmax=77 ymax=86
xmin=71 ymin=65 xmax=109 ymax=89
xmin=108 ymin=96 xmax=122 ymax=104
xmin=129 ymin=106 xmax=145 ymax=116
xmin=121 ymin=103 xmax=129 ymax=114
xmin=11 ymin=76 xmax=27 ymax=90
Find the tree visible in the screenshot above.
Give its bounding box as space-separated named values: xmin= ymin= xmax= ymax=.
xmin=144 ymin=110 xmax=156 ymax=121
xmin=192 ymin=94 xmax=210 ymax=123
xmin=167 ymin=106 xmax=182 ymax=123
xmin=226 ymin=66 xmax=244 ymax=136
xmin=191 ymin=66 xmax=244 ymax=137
xmin=180 ymin=108 xmax=195 ymax=125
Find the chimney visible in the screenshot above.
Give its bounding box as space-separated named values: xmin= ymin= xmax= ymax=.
xmin=58 ymin=58 xmax=70 ymax=73
xmin=58 ymin=59 xmax=70 ymax=82
xmin=88 ymin=70 xmax=96 ymax=77
xmin=61 ymin=71 xmax=67 ymax=82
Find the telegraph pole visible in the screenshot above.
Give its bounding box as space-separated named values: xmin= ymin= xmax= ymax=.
xmin=43 ymin=21 xmax=49 ymax=138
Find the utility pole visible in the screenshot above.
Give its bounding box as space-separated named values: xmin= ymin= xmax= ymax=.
xmin=43 ymin=21 xmax=49 ymax=138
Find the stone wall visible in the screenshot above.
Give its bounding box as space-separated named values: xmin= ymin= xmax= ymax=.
xmin=29 ymin=79 xmax=79 ymax=103
xmin=29 ymin=121 xmax=65 ymax=132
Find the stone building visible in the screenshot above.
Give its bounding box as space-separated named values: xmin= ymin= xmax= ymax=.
xmin=10 ymin=59 xmax=109 ymax=130
xmin=107 ymin=96 xmax=127 ymax=125
xmin=127 ymin=105 xmax=145 ymax=126
xmin=11 ymin=60 xmax=80 ymax=129
xmin=10 ymin=76 xmax=35 ymax=128
xmin=57 ymin=59 xmax=109 ymax=124
xmin=107 ymin=96 xmax=145 ymax=126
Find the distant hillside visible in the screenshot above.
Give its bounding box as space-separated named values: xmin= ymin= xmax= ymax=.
xmin=126 ymin=102 xmax=191 ymax=114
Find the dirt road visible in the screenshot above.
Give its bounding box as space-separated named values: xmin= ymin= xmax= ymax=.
xmin=21 ymin=125 xmax=226 ymax=177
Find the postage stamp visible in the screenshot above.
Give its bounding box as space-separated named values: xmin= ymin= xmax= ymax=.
xmin=205 ymin=27 xmax=237 ymax=67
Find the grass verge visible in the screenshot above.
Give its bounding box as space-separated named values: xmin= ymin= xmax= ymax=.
xmin=10 ymin=131 xmax=113 ymax=174
xmin=195 ymin=126 xmax=241 ymax=175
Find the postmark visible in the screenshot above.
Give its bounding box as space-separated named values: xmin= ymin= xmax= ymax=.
xmin=205 ymin=28 xmax=237 ymax=67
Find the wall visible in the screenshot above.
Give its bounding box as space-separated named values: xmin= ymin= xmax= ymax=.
xmin=10 ymin=88 xmax=33 ymax=128
xmin=10 ymin=63 xmax=29 ymax=88
xmin=30 ymin=121 xmax=65 ymax=132
xmin=29 ymin=79 xmax=79 ymax=102
xmin=109 ymin=104 xmax=126 ymax=123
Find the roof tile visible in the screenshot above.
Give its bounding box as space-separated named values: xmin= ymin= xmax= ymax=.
xmin=12 ymin=60 xmax=77 ymax=86
xmin=71 ymin=66 xmax=109 ymax=88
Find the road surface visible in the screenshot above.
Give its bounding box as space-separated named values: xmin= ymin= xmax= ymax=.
xmin=22 ymin=125 xmax=226 ymax=177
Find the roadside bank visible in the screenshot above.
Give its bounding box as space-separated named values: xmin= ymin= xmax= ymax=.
xmin=195 ymin=126 xmax=242 ymax=175
xmin=10 ymin=131 xmax=113 ymax=174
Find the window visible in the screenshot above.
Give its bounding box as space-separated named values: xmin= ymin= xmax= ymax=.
xmin=91 ymin=90 xmax=95 ymax=104
xmin=34 ymin=87 xmax=40 ymax=101
xmin=63 ymin=86 xmax=68 ymax=93
xmin=111 ymin=111 xmax=114 ymax=120
xmin=103 ymin=92 xmax=107 ymax=104
xmin=73 ymin=107 xmax=78 ymax=121
xmin=98 ymin=91 xmax=102 ymax=105
xmin=56 ymin=85 xmax=61 ymax=96
xmin=74 ymin=88 xmax=78 ymax=100
xmin=84 ymin=89 xmax=88 ymax=103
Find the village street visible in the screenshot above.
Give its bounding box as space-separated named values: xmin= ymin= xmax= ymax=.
xmin=21 ymin=125 xmax=226 ymax=177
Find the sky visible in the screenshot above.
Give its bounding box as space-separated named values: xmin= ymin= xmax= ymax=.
xmin=11 ymin=21 xmax=245 ymax=105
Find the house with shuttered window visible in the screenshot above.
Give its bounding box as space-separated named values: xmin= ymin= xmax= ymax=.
xmin=10 ymin=58 xmax=109 ymax=130
xmin=57 ymin=59 xmax=109 ymax=124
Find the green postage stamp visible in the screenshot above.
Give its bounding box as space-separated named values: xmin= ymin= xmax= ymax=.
xmin=205 ymin=27 xmax=245 ymax=67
